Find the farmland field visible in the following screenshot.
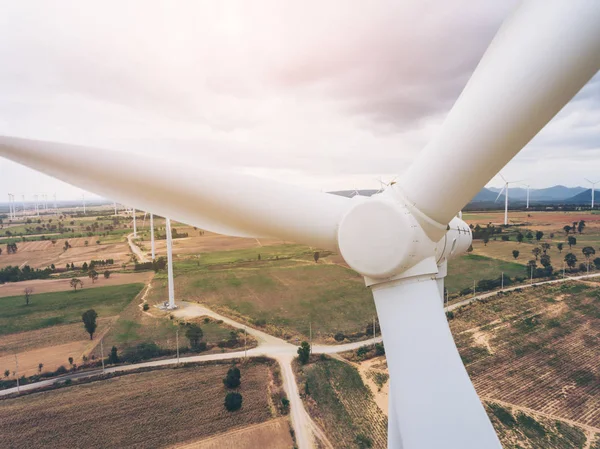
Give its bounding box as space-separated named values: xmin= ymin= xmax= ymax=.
xmin=295 ymin=357 xmax=388 ymax=449
xmin=0 ymin=362 xmax=280 ymax=448
xmin=0 ymin=283 xmax=145 ymax=335
xmin=452 ymin=281 xmax=600 ymax=429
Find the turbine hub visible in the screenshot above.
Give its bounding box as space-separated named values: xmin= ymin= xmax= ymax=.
xmin=337 ymin=194 xmax=433 ymax=279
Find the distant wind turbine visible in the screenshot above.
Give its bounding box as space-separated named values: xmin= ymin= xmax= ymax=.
xmin=522 ymin=184 xmax=530 ymax=209
xmin=585 ymin=178 xmax=599 ymax=209
xmin=494 ymin=174 xmax=524 ymax=225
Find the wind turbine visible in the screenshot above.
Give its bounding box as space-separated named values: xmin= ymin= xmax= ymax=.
xmin=82 ymin=194 xmax=86 ymax=214
xmin=1 ymin=2 xmax=599 ymax=448
xmin=585 ymin=178 xmax=599 ymax=209
xmin=150 ymin=213 xmax=156 ymax=260
xmin=494 ymin=174 xmax=523 ymax=226
xmin=133 ymin=208 xmax=137 ymax=237
xmin=522 ymin=183 xmax=530 ymax=209
xmin=7 ymin=193 xmax=13 ymax=219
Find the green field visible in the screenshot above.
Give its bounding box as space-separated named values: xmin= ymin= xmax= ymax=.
xmin=446 ymin=254 xmax=526 ymax=293
xmin=0 ymin=283 xmax=145 ymax=335
xmin=295 ymin=357 xmax=387 ymax=448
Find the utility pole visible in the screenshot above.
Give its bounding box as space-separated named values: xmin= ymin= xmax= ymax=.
xmin=501 ymin=272 xmax=504 ymax=290
xmin=530 ymin=265 xmax=533 ymax=284
xmin=176 ymin=328 xmax=180 ymax=363
xmin=473 ymin=280 xmax=476 ymax=298
xmin=244 ymin=327 xmax=247 ymax=358
xmin=100 ymin=339 xmax=105 ymax=373
xmin=563 ymin=261 xmax=566 ymax=279
xmin=373 ymin=316 xmax=376 ymax=347
xmin=445 ymin=290 xmax=449 ymax=314
xmin=15 ymin=354 xmax=19 ymax=394
xmin=309 ymin=322 xmax=312 ymax=354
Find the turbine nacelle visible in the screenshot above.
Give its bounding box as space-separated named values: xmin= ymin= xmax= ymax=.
xmin=338 ymin=186 xmax=472 ymax=284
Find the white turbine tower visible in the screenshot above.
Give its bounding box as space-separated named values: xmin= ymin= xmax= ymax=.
xmin=7 ymin=193 xmax=13 ymax=219
xmin=585 ymin=178 xmax=599 ymax=209
xmin=523 ymin=184 xmax=530 ymax=209
xmin=494 ymin=174 xmax=523 ymax=226
xmin=150 ymin=213 xmax=156 ymax=261
xmin=82 ymin=194 xmax=86 ymax=214
xmin=114 ymin=201 xmax=118 ymax=215
xmin=165 ymin=217 xmax=175 ymax=309
xmin=2 ymin=2 xmax=599 ymax=448
xmin=21 ymin=194 xmax=25 ymax=216
xmin=133 ymin=208 xmax=137 ymax=237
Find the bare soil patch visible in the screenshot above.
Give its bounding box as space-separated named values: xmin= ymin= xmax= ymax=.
xmin=172 ymin=417 xmax=293 ymax=449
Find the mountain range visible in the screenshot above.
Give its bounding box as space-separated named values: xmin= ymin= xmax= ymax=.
xmin=331 ymin=185 xmax=597 ymax=206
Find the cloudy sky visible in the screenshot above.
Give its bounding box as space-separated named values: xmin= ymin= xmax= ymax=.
xmin=1 ymin=0 xmax=599 ymax=200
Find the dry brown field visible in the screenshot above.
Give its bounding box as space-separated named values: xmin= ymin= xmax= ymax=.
xmin=0 ymin=362 xmax=278 ymax=448
xmin=463 ymin=210 xmax=600 ymax=233
xmin=0 ymin=236 xmax=131 ymax=269
xmin=141 ymin=227 xmax=284 ymax=259
xmin=0 ymin=271 xmax=152 ymax=298
xmin=171 ymin=417 xmax=293 ymax=449
xmin=451 ymin=281 xmax=600 ymax=437
xmin=0 ymin=317 xmax=116 ymax=377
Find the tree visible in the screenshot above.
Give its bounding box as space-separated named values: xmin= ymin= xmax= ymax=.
xmin=516 ymin=233 xmax=524 ymax=244
xmin=68 ymin=357 xmax=73 ymax=366
xmin=24 ymin=287 xmax=33 ymax=306
xmin=512 ymin=250 xmax=520 ymax=260
xmin=0 ymin=248 xmax=2 ymax=256
xmin=82 ymin=309 xmax=98 ymax=340
xmin=564 ymin=253 xmax=577 ymax=271
xmin=185 ymin=324 xmax=204 ymax=351
xmin=525 ymin=231 xmax=533 ymax=240
xmin=38 ymin=363 xmax=43 ymax=373
xmin=88 ymin=270 xmax=98 ymax=284
xmin=108 ymin=346 xmax=119 ymax=364
xmin=527 ymin=260 xmax=537 ymax=272
xmin=223 ymin=367 xmax=241 ymax=388
xmin=104 ymin=270 xmax=111 ymax=279
xmin=568 ymin=236 xmax=577 ymax=249
xmin=557 ymin=242 xmax=564 ymax=253
xmin=541 ymin=242 xmax=551 ymax=254
xmin=594 ymin=257 xmax=600 ymax=270
xmin=582 ymin=246 xmax=596 ymax=262
xmin=313 ymin=251 xmax=320 ymax=263
xmin=82 ymin=262 xmax=88 ymax=271
xmin=70 ymin=278 xmax=83 ymax=291
xmin=531 ymin=247 xmax=541 ymax=260
xmin=535 ymin=231 xmax=544 ymax=241
xmin=4 ymin=369 xmax=9 ymax=378
xmin=297 ymin=341 xmax=311 ymax=364
xmin=540 ymin=254 xmax=552 ymax=268
xmin=482 ymin=234 xmax=489 ymax=246
xmin=224 ymin=392 xmax=243 ymax=411
xmin=563 ymin=225 xmax=571 ymax=235
xmin=578 ymin=220 xmax=586 ymax=234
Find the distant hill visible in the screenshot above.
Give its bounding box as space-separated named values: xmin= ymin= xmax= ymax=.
xmin=563 ymin=189 xmax=600 ymax=204
xmin=471 ymin=188 xmax=505 ymax=203
xmin=329 ymin=189 xmax=379 ymax=198
xmin=483 ymin=185 xmax=586 ymax=202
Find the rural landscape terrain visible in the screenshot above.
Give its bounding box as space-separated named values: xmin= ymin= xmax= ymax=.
xmin=0 ymin=203 xmax=599 ymax=448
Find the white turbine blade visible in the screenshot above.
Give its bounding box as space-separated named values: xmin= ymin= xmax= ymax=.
xmin=398 ymin=1 xmax=600 ymax=226
xmin=0 ymin=136 xmax=350 ymax=251
xmin=372 ymin=278 xmax=501 ymax=449
xmin=494 ymin=185 xmax=506 ymax=203
xmin=498 ymin=173 xmax=507 ymax=183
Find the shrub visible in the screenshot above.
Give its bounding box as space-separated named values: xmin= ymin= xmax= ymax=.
xmin=488 ymin=403 xmax=516 ymax=428
xmin=122 ymin=342 xmax=161 ymax=363
xmin=356 ymin=346 xmax=369 ymax=358
xmin=143 ymin=303 xmax=149 ymax=311
xmin=55 ymin=365 xmax=68 ymax=375
xmin=355 ymin=434 xmax=373 ymax=449
xmin=334 ymin=332 xmax=345 ymax=342
xmin=224 ymin=392 xmax=243 ymax=411
xmin=374 ymin=343 xmax=385 ymax=356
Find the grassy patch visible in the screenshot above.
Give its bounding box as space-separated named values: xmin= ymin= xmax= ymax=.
xmin=446 ymin=254 xmax=526 ymax=293
xmin=0 ymin=283 xmax=144 ymax=335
